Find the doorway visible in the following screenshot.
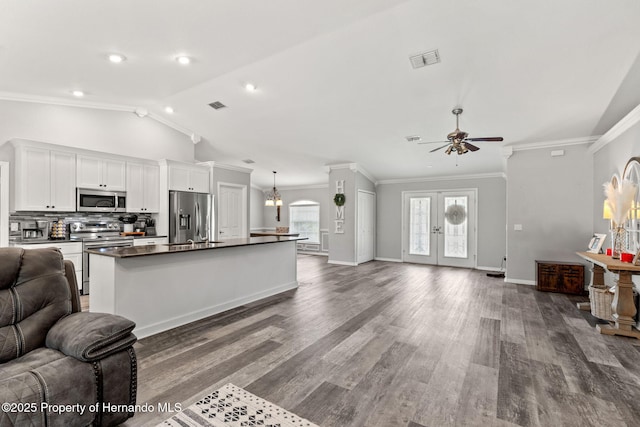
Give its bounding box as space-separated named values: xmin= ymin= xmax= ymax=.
xmin=218 ymin=183 xmax=247 ymax=239
xmin=357 ymin=190 xmax=375 ymax=264
xmin=402 ymin=189 xmax=476 ymax=268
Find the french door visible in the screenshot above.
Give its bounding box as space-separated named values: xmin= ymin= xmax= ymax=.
xmin=402 ymin=190 xmax=476 ymax=268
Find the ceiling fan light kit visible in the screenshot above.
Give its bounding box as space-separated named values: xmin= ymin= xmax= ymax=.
xmin=419 ymin=108 xmax=503 ymax=155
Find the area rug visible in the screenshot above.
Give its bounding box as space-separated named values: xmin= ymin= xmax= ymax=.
xmin=158 ymin=383 xmax=319 ymax=427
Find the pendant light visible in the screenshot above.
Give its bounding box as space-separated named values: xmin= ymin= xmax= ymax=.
xmin=265 ymin=171 xmax=282 ymax=207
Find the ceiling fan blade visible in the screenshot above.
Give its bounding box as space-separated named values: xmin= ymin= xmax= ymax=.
xmin=430 ymin=143 xmax=450 ymax=153
xmin=464 ymin=142 xmax=480 ymax=151
xmin=465 ymin=137 xmax=504 ymax=142
xmin=418 ymin=140 xmax=449 ymax=145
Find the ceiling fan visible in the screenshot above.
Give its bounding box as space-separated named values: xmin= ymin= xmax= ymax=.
xmin=419 ymin=108 xmax=503 ymax=155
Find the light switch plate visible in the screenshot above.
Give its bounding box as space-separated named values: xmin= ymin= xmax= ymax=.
xmin=514 ymin=224 xmax=523 ymax=231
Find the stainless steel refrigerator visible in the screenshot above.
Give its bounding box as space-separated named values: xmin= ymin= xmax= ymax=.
xmin=169 ymin=191 xmax=215 ymax=243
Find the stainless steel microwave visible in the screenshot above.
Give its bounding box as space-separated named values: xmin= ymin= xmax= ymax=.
xmin=76 ymin=188 xmax=126 ymax=212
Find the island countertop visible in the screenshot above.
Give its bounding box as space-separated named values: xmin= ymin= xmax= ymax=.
xmin=86 ymin=235 xmax=307 ymax=258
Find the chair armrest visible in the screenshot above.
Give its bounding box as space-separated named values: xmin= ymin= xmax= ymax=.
xmin=45 ymin=312 xmax=137 ymax=362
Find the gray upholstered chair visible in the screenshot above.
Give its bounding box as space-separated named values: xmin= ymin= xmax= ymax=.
xmin=0 ymin=247 xmax=137 ymax=426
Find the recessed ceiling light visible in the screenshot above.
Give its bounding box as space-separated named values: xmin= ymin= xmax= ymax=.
xmin=176 ymin=56 xmax=191 ymax=65
xmin=164 ymin=106 xmax=174 ymax=114
xmin=71 ymin=90 xmax=84 ymax=97
xmin=108 ymin=53 xmax=126 ymax=63
xmin=245 ymin=83 xmax=257 ymax=92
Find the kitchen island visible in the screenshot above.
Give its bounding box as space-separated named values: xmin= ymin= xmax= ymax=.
xmin=88 ymin=236 xmax=305 ymax=337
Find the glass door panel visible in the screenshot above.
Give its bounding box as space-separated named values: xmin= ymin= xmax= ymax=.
xmin=409 ymin=197 xmax=430 ymax=256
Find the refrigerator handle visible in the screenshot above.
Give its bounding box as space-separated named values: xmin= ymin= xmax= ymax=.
xmin=195 ymin=201 xmax=200 ymax=238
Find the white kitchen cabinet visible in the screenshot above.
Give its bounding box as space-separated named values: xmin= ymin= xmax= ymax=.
xmin=133 ymin=237 xmax=168 ymax=246
xmin=126 ymin=162 xmax=160 ymax=212
xmin=14 ymin=145 xmax=76 ymax=211
xmin=13 ymin=242 xmax=83 ymax=291
xmin=77 ymin=155 xmax=126 ymax=191
xmin=168 ymin=163 xmax=209 ymax=193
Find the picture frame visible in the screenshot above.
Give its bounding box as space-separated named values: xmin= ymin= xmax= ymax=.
xmin=587 ymin=233 xmax=607 ymax=254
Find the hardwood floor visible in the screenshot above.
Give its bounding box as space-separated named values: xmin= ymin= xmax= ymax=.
xmin=116 ymin=255 xmax=640 ymax=426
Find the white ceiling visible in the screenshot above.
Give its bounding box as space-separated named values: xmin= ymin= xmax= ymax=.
xmin=2 ymin=0 xmax=640 ymax=188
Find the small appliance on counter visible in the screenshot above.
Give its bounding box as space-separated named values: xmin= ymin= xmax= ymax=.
xmin=50 ymin=219 xmax=68 ymax=240
xmin=118 ymin=214 xmax=138 ymax=233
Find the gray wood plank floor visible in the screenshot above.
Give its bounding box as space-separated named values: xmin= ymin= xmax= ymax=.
xmin=111 ymin=255 xmax=640 ymax=427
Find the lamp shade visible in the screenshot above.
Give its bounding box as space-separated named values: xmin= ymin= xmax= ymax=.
xmin=603 ymin=200 xmax=612 ymax=220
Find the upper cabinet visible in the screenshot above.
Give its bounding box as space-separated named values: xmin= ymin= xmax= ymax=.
xmin=14 ymin=145 xmax=76 ymax=211
xmin=126 ymin=162 xmax=160 ymax=213
xmin=77 ymin=155 xmax=126 ymax=191
xmin=168 ymin=162 xmax=209 ymax=193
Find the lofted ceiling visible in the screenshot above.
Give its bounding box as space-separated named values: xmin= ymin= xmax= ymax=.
xmin=1 ymin=0 xmax=640 ymax=188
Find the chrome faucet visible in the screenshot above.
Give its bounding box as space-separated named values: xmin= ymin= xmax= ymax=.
xmin=187 ymin=239 xmax=195 ymax=246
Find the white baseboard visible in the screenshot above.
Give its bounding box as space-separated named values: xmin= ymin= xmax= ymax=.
xmin=134 ymin=281 xmax=299 ymax=338
xmin=374 ymin=257 xmax=403 ymax=263
xmin=327 ymin=260 xmax=358 ymax=266
xmin=505 ymin=277 xmax=536 ymax=286
xmin=298 ymin=251 xmax=328 ymax=257
xmin=476 ymin=266 xmax=503 ymax=272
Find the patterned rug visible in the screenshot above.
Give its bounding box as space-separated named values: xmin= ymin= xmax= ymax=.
xmin=158 ymin=383 xmax=319 ymax=427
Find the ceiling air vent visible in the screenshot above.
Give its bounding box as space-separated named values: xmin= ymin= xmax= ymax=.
xmin=409 ymin=49 xmax=440 ymax=69
xmin=242 ymin=159 xmax=255 ymax=164
xmin=405 ymin=135 xmax=422 ymax=142
xmin=208 ymin=101 xmax=227 ymax=110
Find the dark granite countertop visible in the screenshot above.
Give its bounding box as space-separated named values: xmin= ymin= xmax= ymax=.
xmin=85 ymin=236 xmax=307 ymax=258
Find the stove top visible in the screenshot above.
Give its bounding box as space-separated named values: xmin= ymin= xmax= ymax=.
xmin=69 ymin=221 xmax=132 ymax=241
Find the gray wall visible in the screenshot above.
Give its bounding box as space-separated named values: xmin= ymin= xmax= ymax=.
xmin=261 ymin=186 xmax=330 ymax=231
xmin=376 ymin=175 xmax=506 ymax=268
xmin=210 ymin=166 xmax=252 ymax=237
xmin=250 ymin=187 xmax=265 ymax=229
xmin=0 ymin=100 xmax=194 ymax=162
xmin=328 ymin=167 xmax=357 ymax=264
xmin=506 ymin=144 xmax=593 ymax=283
xmin=592 ymin=115 xmax=640 ymax=292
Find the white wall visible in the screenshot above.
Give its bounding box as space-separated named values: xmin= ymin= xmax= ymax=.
xmin=0 ymin=100 xmax=194 ymax=162
xmin=376 ymin=175 xmax=506 ymax=268
xmin=506 ymin=144 xmax=593 ymax=284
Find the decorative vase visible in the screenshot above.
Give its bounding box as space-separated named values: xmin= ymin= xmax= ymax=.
xmin=612 ymin=226 xmax=626 ymax=259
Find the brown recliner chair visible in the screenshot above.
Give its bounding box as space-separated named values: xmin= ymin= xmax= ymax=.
xmin=0 ymin=247 xmax=137 ymax=426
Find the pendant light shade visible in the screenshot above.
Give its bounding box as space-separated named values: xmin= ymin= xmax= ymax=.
xmin=265 ymin=171 xmax=281 ymax=207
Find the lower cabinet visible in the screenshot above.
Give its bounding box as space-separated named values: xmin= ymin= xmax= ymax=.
xmin=13 ymin=242 xmax=83 ymax=292
xmin=535 ymin=260 xmax=585 ymax=295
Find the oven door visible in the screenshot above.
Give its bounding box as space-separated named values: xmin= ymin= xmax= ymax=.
xmin=82 ymin=240 xmax=133 ymax=294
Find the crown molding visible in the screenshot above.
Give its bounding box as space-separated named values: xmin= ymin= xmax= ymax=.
xmin=377 ymin=172 xmax=506 ymax=185
xmin=0 ymin=92 xmax=198 ymax=142
xmin=324 ymin=162 xmax=377 ymax=184
xmin=588 ymin=103 xmax=640 ymax=154
xmin=507 ymin=136 xmax=598 ymax=152
xmin=200 ymin=161 xmax=253 ymax=174
xmin=278 ymin=183 xmax=329 ymax=191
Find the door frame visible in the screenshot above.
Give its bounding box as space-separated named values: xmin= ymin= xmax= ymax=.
xmin=0 ymin=161 xmax=9 ymax=247
xmin=356 ymin=190 xmax=376 ymax=264
xmin=217 ymin=182 xmax=248 ymax=238
xmin=401 ymin=188 xmax=478 ymax=268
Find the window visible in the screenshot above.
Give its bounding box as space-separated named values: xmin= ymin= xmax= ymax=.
xmin=289 ymin=201 xmax=320 ymax=243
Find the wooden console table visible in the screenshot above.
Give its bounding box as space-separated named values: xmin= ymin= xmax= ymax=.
xmin=576 ymin=252 xmax=640 ymax=339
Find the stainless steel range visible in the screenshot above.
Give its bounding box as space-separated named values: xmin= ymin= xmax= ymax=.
xmin=70 ymin=221 xmax=134 ymax=294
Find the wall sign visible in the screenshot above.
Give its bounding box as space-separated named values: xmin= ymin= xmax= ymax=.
xmin=334 ymin=180 xmax=345 ymax=234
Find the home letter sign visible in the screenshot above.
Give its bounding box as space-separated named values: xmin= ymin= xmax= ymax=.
xmin=334 ymin=180 xmax=345 ymax=234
